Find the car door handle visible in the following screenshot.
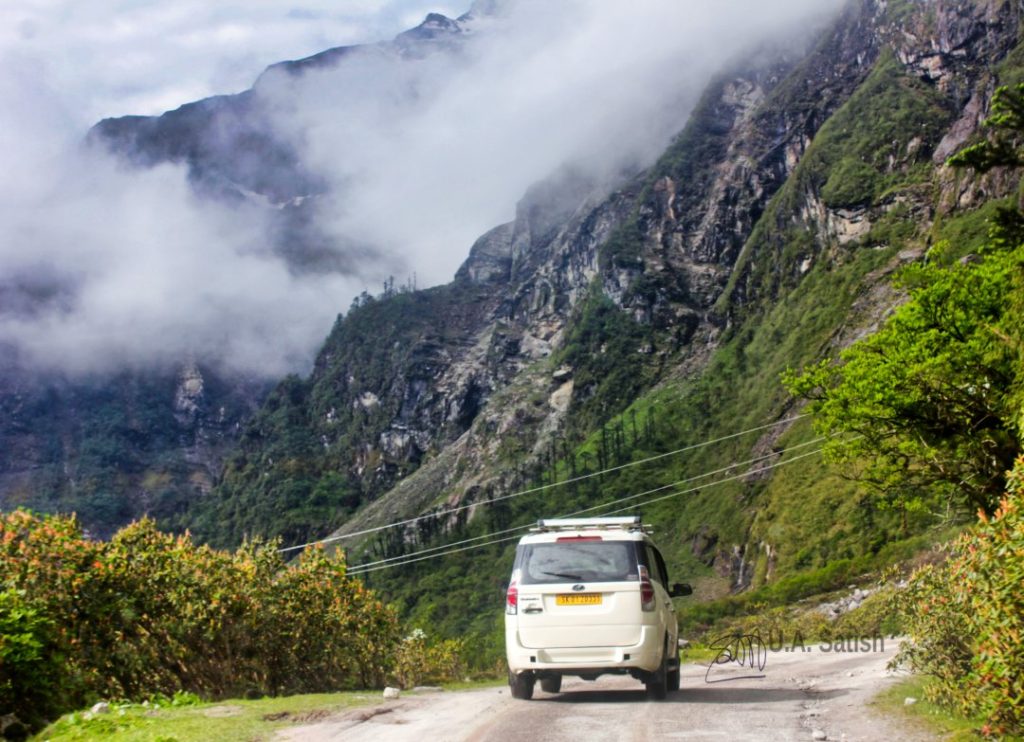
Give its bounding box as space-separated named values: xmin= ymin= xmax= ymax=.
xmin=523 ymin=606 xmax=543 ymax=614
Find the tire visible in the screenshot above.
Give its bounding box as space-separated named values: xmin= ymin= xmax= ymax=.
xmin=645 ymin=640 xmax=669 ymax=700
xmin=509 ymin=670 xmax=535 ymax=700
xmin=667 ymin=663 xmax=680 ymax=692
xmin=540 ymin=675 xmax=562 ymax=694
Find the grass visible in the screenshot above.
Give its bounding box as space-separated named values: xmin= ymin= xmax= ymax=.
xmin=33 ymin=692 xmax=377 ymax=742
xmin=678 ymin=643 xmax=721 ymax=665
xmin=872 ymin=676 xmax=1009 ymax=741
xmin=34 ymin=680 xmax=509 ymax=741
xmin=435 ymin=677 xmax=506 ymax=692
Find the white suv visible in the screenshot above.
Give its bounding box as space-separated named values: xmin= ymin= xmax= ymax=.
xmin=504 ymin=516 xmax=692 ymax=700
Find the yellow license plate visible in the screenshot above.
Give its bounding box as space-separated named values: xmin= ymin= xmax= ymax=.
xmin=556 ymin=593 xmax=602 ymax=606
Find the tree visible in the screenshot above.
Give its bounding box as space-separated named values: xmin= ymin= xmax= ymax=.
xmin=785 ymin=245 xmax=1020 ymax=517
xmin=946 ymin=84 xmax=1024 ymax=173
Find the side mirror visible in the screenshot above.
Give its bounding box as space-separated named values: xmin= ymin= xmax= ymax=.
xmin=669 ymin=582 xmax=693 ymax=598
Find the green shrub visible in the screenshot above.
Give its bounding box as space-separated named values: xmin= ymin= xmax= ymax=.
xmin=0 ymin=510 xmax=401 ymax=728
xmin=832 ymin=587 xmax=903 ymax=639
xmin=390 ymin=629 xmax=465 ymax=689
xmin=0 ymin=588 xmax=60 ymax=726
xmin=718 ymin=604 xmax=833 ymax=645
xmin=893 ymin=558 xmax=973 ymax=711
xmin=895 ymin=456 xmax=1024 ymax=737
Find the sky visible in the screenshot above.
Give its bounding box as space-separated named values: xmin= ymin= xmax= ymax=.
xmin=0 ymin=0 xmax=463 ymax=124
xmin=0 ymin=0 xmax=841 ymax=377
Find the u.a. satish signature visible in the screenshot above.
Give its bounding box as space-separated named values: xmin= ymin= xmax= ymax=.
xmin=704 ymin=631 xmax=768 ymax=683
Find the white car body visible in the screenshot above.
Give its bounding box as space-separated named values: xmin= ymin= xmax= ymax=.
xmin=504 ymin=516 xmax=690 ymax=699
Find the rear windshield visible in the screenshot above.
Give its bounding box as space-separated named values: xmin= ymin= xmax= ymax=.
xmin=517 ymin=541 xmax=639 ymax=585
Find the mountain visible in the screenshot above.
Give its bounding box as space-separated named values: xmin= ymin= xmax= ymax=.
xmin=88 ymin=10 xmax=478 ymax=199
xmin=3 ymin=0 xmax=1023 ymax=650
xmin=0 ymin=8 xmax=487 ymax=534
xmin=0 ymin=357 xmax=268 ymax=537
xmin=87 ymin=9 xmax=483 ymax=275
xmin=182 ymin=0 xmax=1024 ymax=637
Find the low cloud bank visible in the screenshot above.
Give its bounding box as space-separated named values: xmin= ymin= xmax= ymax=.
xmin=0 ymin=0 xmax=840 ymax=377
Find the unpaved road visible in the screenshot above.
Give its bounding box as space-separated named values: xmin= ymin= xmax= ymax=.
xmin=278 ymin=641 xmax=934 ymax=742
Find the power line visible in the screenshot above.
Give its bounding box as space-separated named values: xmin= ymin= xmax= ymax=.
xmin=564 ymin=438 xmax=826 ymax=519
xmin=348 ymin=444 xmax=825 ymax=576
xmin=279 ymin=413 xmax=809 ymax=554
xmin=348 ymin=446 xmax=823 ymax=575
xmin=344 ymin=437 xmax=827 ymax=574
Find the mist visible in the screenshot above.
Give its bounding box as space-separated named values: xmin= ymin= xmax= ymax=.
xmin=0 ymin=57 xmax=365 ymax=376
xmin=0 ymin=0 xmax=841 ymax=378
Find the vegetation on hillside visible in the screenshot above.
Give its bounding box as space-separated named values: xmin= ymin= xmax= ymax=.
xmin=723 ymin=49 xmax=953 ymax=318
xmin=787 ymin=84 xmax=1024 ymax=519
xmin=0 ymin=369 xmax=264 ymax=538
xmin=556 ymin=291 xmax=659 ymax=436
xmin=185 ymin=281 xmax=497 ymax=548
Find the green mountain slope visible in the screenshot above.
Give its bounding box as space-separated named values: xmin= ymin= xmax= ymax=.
xmin=0 ymin=363 xmax=267 ymax=537
xmin=180 ymin=0 xmax=1024 ymax=659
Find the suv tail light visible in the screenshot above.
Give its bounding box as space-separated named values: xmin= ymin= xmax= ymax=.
xmin=639 ymin=566 xmax=656 ymax=612
xmin=506 ymin=571 xmax=519 ymax=615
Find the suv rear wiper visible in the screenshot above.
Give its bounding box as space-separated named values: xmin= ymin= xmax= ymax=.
xmin=540 ymin=571 xmax=583 ymax=580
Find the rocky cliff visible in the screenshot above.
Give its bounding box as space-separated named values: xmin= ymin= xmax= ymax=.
xmin=193 ymin=0 xmax=1024 ymax=570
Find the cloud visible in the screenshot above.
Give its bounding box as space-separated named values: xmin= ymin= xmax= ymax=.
xmin=0 ymin=57 xmax=364 ymax=376
xmin=0 ymin=0 xmax=464 ymax=124
xmin=0 ymin=0 xmax=841 ymax=378
xmin=263 ymin=0 xmax=843 ymax=288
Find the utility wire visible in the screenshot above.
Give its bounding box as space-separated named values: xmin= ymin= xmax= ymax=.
xmin=348 ymin=445 xmax=824 ymax=576
xmin=345 ymin=436 xmax=827 ymax=573
xmin=279 ymin=413 xmax=809 ymax=554
xmin=348 ymin=444 xmax=825 ymax=576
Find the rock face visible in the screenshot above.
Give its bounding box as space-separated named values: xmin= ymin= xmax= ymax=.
xmin=818 ymin=587 xmax=875 ymax=618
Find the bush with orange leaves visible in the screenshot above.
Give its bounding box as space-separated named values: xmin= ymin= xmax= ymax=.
xmin=895 ymin=456 xmax=1024 ymax=737
xmin=0 ymin=511 xmax=398 ymax=728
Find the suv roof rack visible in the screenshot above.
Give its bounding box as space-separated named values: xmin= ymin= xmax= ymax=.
xmin=532 ymin=516 xmax=649 ymax=533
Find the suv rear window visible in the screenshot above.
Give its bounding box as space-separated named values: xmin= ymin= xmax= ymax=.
xmin=517 ymin=541 xmax=640 ymax=584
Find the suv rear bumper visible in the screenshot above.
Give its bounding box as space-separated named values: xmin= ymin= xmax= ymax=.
xmin=506 ymin=623 xmax=663 ymax=674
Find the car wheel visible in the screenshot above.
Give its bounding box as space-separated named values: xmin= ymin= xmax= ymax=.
xmin=540 ymin=675 xmax=562 ymax=694
xmin=509 ymin=670 xmax=535 ymax=700
xmin=667 ymin=662 xmax=680 ymax=692
xmin=645 ymin=639 xmax=669 ymax=700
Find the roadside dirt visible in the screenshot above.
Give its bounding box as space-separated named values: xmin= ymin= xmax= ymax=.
xmin=277 ymin=641 xmax=935 ymax=742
